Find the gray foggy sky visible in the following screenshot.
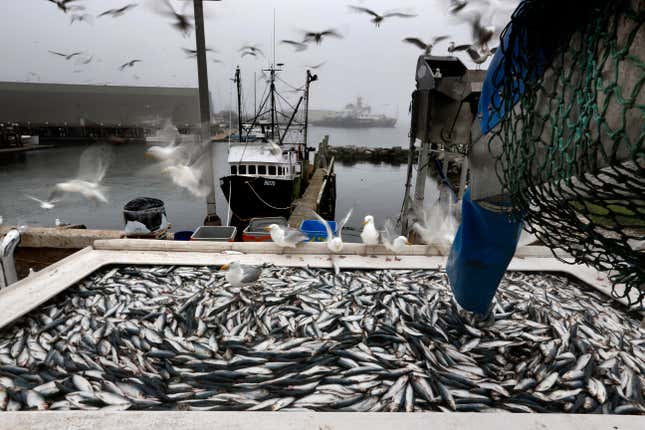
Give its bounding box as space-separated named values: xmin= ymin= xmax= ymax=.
xmin=0 ymin=0 xmax=514 ymax=119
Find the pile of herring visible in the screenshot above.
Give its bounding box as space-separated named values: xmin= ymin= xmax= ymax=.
xmin=0 ymin=265 xmax=643 ymax=413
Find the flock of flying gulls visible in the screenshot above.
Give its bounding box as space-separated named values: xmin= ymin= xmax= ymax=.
xmin=44 ymin=0 xmax=514 ymax=77
xmin=21 ymin=0 xmax=514 ymax=239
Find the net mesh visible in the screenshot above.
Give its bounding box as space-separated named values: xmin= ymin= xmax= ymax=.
xmin=487 ymin=0 xmax=644 ymax=307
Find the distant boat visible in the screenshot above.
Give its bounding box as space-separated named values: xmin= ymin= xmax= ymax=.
xmin=311 ymin=97 xmax=397 ymax=128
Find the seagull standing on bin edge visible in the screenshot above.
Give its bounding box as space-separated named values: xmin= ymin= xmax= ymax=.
xmin=220 ymin=262 xmax=262 ymax=288
xmin=266 ymin=224 xmax=308 ymax=249
xmin=360 ymin=215 xmax=380 ymax=254
xmin=381 ymin=218 xmax=410 ymax=257
xmin=314 ymin=209 xmax=353 ymax=253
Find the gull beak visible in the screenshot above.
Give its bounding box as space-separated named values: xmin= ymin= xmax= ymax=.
xmin=362 ymin=220 xmax=368 ymax=226
xmin=220 ymin=264 xmax=230 ymax=271
xmin=263 ymin=226 xmax=271 ymax=231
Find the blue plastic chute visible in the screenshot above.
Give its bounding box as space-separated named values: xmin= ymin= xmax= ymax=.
xmin=446 ymin=189 xmax=523 ymax=314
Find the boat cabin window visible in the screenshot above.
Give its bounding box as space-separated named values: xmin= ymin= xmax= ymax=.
xmin=268 ymin=166 xmax=276 ymax=176
xmin=239 ymin=165 xmax=247 ymax=175
xmin=258 ymin=165 xmax=266 ymax=175
xmin=248 ymin=165 xmax=256 ymax=175
xmin=231 ymin=165 xmax=237 ymax=175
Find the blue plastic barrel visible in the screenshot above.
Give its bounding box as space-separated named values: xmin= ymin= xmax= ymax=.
xmin=299 ymin=220 xmax=337 ymax=242
xmin=174 ymin=231 xmax=194 ymax=241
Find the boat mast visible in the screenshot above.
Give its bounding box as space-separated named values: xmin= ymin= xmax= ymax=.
xmin=234 ymin=66 xmax=243 ymax=141
xmin=270 ymin=67 xmax=276 ymax=140
xmin=303 ymin=70 xmax=317 ymax=154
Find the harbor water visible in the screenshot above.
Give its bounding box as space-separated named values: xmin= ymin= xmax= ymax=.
xmin=0 ymin=125 xmax=437 ymax=241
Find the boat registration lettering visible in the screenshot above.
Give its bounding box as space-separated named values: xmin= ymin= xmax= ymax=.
xmin=264 ymin=180 xmax=276 ymax=186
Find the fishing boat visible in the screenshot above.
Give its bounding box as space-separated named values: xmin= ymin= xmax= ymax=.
xmin=311 ymin=96 xmax=397 ymax=128
xmin=219 ymin=64 xmax=318 ymax=225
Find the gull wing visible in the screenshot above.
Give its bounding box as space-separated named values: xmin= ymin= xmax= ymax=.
xmin=431 ymin=35 xmax=450 ymax=45
xmin=382 ymin=218 xmax=398 ymax=245
xmin=240 ymin=265 xmax=262 ymax=283
xmin=284 ymin=229 xmax=308 ymax=244
xmin=77 ymin=144 xmax=113 ymax=183
xmin=403 ymin=38 xmax=427 ymax=50
xmin=337 ymin=208 xmax=353 ymax=239
xmin=320 ymin=29 xmax=343 ymax=39
xmin=348 ymin=6 xmax=380 ymax=18
xmin=383 ymin=11 xmax=417 ymax=19
xmin=313 ymin=211 xmax=333 ymax=243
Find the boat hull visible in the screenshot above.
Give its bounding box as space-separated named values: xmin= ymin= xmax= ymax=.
xmin=311 ymin=117 xmax=397 ymax=128
xmin=220 ymin=175 xmax=298 ymax=221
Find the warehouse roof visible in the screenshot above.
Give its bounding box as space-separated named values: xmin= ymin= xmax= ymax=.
xmin=0 ymin=81 xmax=201 ymax=127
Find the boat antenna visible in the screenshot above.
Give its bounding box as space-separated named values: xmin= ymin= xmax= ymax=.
xmin=273 ymin=9 xmax=276 ymax=68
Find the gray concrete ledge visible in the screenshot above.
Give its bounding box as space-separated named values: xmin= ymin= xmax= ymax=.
xmin=0 ymin=411 xmax=642 ymax=430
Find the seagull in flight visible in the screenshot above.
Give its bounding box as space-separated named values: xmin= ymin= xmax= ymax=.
xmin=26 ymin=195 xmax=59 ymax=210
xmin=302 ymin=29 xmax=343 ymax=45
xmin=412 ymin=183 xmax=458 ymax=255
xmin=152 ymin=0 xmax=194 ymax=36
xmin=48 ymin=0 xmax=82 ymax=14
xmin=240 ymin=45 xmax=264 ymax=58
xmin=348 ymin=6 xmax=417 ymax=27
xmin=458 ymin=11 xmax=497 ymax=51
xmin=49 ymin=50 xmax=82 ymax=60
xmin=98 ymin=3 xmax=138 ymax=18
xmin=465 ymin=46 xmax=497 ymax=67
xmin=262 ymin=140 xmax=282 ymax=156
xmin=119 ymin=59 xmax=141 ymax=70
xmin=47 ymin=144 xmax=113 ymax=205
xmin=314 ymin=209 xmax=353 ymax=253
xmin=402 ymin=36 xmax=450 ymax=54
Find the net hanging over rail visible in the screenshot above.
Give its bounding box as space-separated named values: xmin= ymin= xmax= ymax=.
xmin=485 ymin=0 xmax=644 ymax=306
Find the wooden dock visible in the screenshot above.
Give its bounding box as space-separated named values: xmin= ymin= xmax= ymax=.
xmin=288 ymin=135 xmax=336 ymax=228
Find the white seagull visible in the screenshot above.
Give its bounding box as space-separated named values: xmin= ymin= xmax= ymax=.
xmin=266 ymin=224 xmax=308 ymax=250
xmin=314 ymin=209 xmax=353 ymax=253
xmin=26 ymin=195 xmax=59 ymax=210
xmin=163 ymin=163 xmax=210 ymax=197
xmin=382 ymin=218 xmax=410 ymax=257
xmin=220 ymin=262 xmax=262 ymax=288
xmin=263 ymin=140 xmax=282 ymax=156
xmin=360 ymin=215 xmax=380 ymax=254
xmin=48 ymin=144 xmax=112 ymax=205
xmin=412 ymin=184 xmax=458 ymax=255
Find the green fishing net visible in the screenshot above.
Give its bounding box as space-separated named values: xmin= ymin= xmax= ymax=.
xmin=487 ymin=0 xmax=644 ymax=307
